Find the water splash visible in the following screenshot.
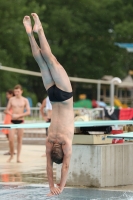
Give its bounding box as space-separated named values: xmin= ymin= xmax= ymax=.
xmin=0 ymin=185 xmax=59 ymax=200
xmin=91 ymin=192 xmax=133 ymax=200
xmin=1 ymin=185 xmax=133 ymax=200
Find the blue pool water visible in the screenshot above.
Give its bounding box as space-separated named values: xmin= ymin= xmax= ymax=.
xmin=0 ymin=185 xmax=133 ymax=200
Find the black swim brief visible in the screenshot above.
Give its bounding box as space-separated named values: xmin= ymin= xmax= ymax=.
xmin=47 ymin=85 xmax=73 ymax=102
xmin=11 ymin=120 xmax=24 ymax=124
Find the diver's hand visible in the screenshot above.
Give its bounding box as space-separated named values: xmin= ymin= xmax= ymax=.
xmin=56 ymin=183 xmax=64 ymax=192
xmin=47 ymin=186 xmax=61 ymax=196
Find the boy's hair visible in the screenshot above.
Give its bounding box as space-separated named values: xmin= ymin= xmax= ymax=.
xmin=7 ymin=89 xmax=14 ymax=96
xmin=51 ymin=145 xmax=64 ymax=164
xmin=14 ymin=84 xmax=23 ymax=90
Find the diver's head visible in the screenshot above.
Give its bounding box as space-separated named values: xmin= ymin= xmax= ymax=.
xmin=51 ymin=143 xmax=64 ymax=164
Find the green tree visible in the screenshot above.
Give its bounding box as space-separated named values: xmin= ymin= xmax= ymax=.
xmin=1 ymin=0 xmax=133 ymax=102
xmin=0 ymin=0 xmax=45 ymax=104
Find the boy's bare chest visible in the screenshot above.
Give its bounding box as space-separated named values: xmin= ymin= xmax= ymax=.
xmin=12 ymin=99 xmax=25 ymax=108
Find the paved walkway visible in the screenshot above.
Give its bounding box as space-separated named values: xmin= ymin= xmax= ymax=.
xmin=0 ymin=144 xmax=56 ymax=185
xmin=1 ymin=135 xmax=133 ymax=195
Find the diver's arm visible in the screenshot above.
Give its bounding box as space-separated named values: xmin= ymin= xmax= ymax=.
xmin=46 ymin=141 xmax=54 ymax=189
xmin=59 ymin=144 xmax=72 ymax=192
xmin=46 ymin=140 xmax=61 ymax=196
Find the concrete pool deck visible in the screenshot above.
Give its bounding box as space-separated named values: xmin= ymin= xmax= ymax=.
xmin=1 ymin=139 xmax=133 ymax=197
xmin=0 ymin=144 xmax=56 ymax=185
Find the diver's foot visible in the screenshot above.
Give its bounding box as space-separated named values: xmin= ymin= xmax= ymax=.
xmin=23 ymin=16 xmax=32 ymax=34
xmin=7 ymin=156 xmax=13 ymax=163
xmin=31 ymin=13 xmax=43 ymax=33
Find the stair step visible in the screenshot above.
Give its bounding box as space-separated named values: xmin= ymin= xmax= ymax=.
xmin=23 ymin=138 xmax=46 ymax=141
xmin=24 ymin=129 xmax=46 ymax=133
xmin=23 ymin=138 xmax=46 ymax=145
xmin=23 ymin=134 xmax=46 ymax=139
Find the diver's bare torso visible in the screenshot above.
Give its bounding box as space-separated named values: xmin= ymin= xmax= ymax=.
xmin=47 ymin=97 xmax=74 ymax=145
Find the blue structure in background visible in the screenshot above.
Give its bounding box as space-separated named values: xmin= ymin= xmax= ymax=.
xmin=26 ymin=97 xmax=33 ymax=107
xmin=115 ymin=43 xmax=133 ymax=52
xmin=23 ymin=97 xmax=32 ymax=113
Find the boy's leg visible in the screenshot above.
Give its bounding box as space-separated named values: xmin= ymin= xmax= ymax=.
xmin=31 ymin=13 xmax=72 ymax=92
xmin=17 ymin=129 xmax=23 ymax=163
xmin=7 ymin=129 xmax=15 ymax=162
xmin=23 ymin=16 xmax=54 ymax=90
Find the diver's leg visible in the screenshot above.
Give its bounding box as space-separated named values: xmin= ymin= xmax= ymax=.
xmin=23 ymin=16 xmax=54 ymax=90
xmin=31 ymin=13 xmax=72 ymax=92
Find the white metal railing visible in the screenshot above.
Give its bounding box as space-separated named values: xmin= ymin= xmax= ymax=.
xmin=0 ymin=107 xmax=6 ymax=122
xmin=0 ymin=107 xmax=105 ymax=123
xmin=0 ymin=107 xmax=43 ymax=123
xmin=73 ymin=107 xmax=105 ymax=120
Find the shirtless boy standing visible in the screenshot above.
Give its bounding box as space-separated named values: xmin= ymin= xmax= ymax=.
xmin=23 ymin=13 xmax=74 ymax=196
xmin=6 ymin=84 xmax=30 ymax=163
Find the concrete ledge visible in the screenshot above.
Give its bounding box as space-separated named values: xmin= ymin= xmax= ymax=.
xmin=56 ymin=143 xmax=133 ymax=187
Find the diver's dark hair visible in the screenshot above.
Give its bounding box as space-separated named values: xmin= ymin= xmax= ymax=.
xmin=51 ymin=145 xmax=64 ymax=164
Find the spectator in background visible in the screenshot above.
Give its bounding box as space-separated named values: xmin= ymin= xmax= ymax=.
xmin=5 ymin=84 xmax=31 ymax=163
xmin=2 ymin=89 xmax=14 ymax=155
xmin=40 ymin=96 xmax=52 ymax=122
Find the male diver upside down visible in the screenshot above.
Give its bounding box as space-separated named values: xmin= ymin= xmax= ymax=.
xmin=23 ymin=13 xmax=74 ymax=196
